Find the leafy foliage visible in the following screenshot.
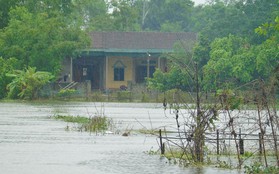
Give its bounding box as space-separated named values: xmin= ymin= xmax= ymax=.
xmin=110 ymin=0 xmax=141 ymax=31
xmin=148 ymin=38 xmax=196 ymax=92
xmin=255 ymin=16 xmax=279 ymax=78
xmin=6 ymin=67 xmax=54 ymax=99
xmin=72 ymin=0 xmax=112 ymax=31
xmin=0 ymin=0 xmax=18 ymax=29
xmin=0 ymin=57 xmax=20 ymax=99
xmin=244 ymin=162 xmax=279 ymax=174
xmin=0 ymin=6 xmax=89 ymax=75
xmin=57 ymin=89 xmax=78 ymax=98
xmin=141 ymin=0 xmax=194 ymax=31
xmin=202 ymin=33 xmax=278 ymax=91
xmin=191 ymin=0 xmax=278 ymax=43
xmin=148 ymin=68 xmax=191 ymax=92
xmin=203 ymin=35 xmax=250 ymax=90
xmin=193 ymin=34 xmax=211 ymax=68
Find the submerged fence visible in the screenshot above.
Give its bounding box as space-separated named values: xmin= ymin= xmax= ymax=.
xmin=158 ymin=129 xmax=278 ymax=155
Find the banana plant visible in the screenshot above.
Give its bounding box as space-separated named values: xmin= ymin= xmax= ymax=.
xmin=6 ymin=66 xmax=54 ymax=99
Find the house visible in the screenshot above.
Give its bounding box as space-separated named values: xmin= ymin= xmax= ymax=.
xmin=61 ymin=31 xmax=197 ymax=91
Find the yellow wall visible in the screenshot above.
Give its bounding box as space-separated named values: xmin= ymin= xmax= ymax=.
xmin=106 ymin=56 xmax=133 ymax=89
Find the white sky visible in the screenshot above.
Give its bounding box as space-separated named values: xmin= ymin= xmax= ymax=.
xmin=193 ymin=0 xmax=208 ymax=5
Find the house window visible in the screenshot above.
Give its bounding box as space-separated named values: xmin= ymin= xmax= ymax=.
xmin=114 ymin=67 xmax=124 ymax=81
xmin=113 ymin=60 xmax=126 ymax=81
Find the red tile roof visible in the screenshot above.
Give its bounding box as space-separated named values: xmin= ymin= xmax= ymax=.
xmin=89 ymin=32 xmax=197 ymax=51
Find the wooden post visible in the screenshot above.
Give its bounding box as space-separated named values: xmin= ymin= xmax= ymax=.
xmin=239 ymin=139 xmax=244 ymax=155
xmin=217 ymin=129 xmax=219 ymax=155
xmin=239 ymin=128 xmax=244 ymax=155
xmin=159 ymin=129 xmax=164 ymax=155
xmin=259 ymin=132 xmax=262 ymax=155
xmin=129 ymin=91 xmax=132 ymax=102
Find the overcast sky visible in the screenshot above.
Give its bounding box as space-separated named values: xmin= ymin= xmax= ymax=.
xmin=193 ymin=0 xmax=208 ymax=5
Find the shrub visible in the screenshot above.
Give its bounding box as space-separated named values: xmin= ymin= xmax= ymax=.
xmin=57 ymin=89 xmax=78 ymax=98
xmin=117 ymin=91 xmax=131 ymax=101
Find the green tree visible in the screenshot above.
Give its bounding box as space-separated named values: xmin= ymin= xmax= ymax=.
xmin=71 ymin=0 xmax=113 ymax=31
xmin=0 ymin=6 xmax=89 ymax=75
xmin=110 ymin=0 xmax=141 ymax=31
xmin=0 ymin=0 xmax=19 ymax=29
xmin=192 ymin=1 xmax=248 ymax=40
xmin=203 ymin=35 xmax=255 ymax=90
xmin=0 ymin=0 xmax=75 ymax=29
xmin=193 ymin=34 xmax=211 ymax=68
xmin=148 ymin=68 xmax=190 ymax=92
xmin=16 ymin=0 xmax=74 ymax=15
xmin=191 ymin=0 xmax=278 ymax=42
xmin=255 ymin=16 xmax=279 ymax=92
xmin=237 ymin=0 xmax=278 ymax=43
xmin=142 ymin=0 xmax=194 ymax=31
xmin=6 ymin=67 xmax=54 ymax=99
xmin=203 ymin=31 xmax=278 ymax=91
xmin=147 ymin=38 xmax=196 ymax=92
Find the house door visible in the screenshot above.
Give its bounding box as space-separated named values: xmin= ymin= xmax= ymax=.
xmin=84 ymin=65 xmax=100 ymax=89
xmin=136 ymin=65 xmax=155 ymax=83
xmin=73 ymin=57 xmax=104 ymax=90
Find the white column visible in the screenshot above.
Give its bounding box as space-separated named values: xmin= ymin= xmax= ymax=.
xmin=147 ymin=57 xmax=150 ymax=78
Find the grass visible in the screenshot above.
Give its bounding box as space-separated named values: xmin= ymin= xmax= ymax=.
xmin=137 ymin=129 xmax=160 ymax=135
xmin=53 ymin=115 xmax=111 ymax=133
xmin=54 ymin=115 xmax=89 ymax=124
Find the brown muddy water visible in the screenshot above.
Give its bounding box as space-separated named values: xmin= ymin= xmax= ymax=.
xmin=0 ymin=102 xmax=241 ymax=174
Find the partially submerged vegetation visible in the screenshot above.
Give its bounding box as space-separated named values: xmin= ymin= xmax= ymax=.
xmin=244 ymin=162 xmax=279 ymax=174
xmin=151 ymin=85 xmax=278 ymax=171
xmin=53 ymin=115 xmax=112 ymax=133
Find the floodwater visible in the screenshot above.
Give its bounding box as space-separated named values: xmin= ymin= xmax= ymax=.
xmin=0 ymin=102 xmax=240 ymax=174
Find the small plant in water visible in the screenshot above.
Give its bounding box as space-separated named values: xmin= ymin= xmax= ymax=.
xmin=216 ymin=160 xmax=231 ymax=169
xmin=144 ymin=147 xmax=160 ymax=155
xmin=53 ymin=115 xmax=112 ymax=133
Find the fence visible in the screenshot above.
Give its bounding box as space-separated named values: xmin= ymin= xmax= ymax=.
xmin=158 ymin=129 xmax=278 ymax=155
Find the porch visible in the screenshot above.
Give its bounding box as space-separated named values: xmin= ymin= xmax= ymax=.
xmin=71 ymin=53 xmax=166 ymax=91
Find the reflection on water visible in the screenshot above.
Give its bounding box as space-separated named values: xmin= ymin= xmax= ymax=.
xmin=0 ymin=102 xmax=240 ymax=174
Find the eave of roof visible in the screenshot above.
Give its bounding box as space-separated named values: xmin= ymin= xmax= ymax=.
xmin=80 ymin=48 xmax=172 ymax=57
